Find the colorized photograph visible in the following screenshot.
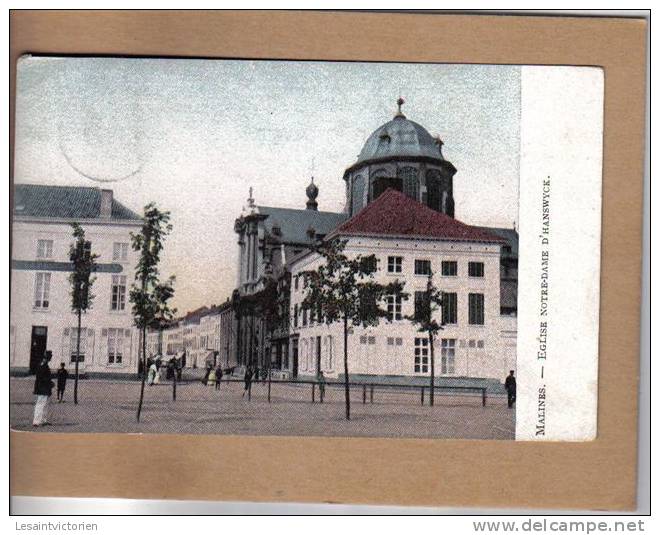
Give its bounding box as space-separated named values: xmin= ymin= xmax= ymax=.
xmin=10 ymin=57 xmax=521 ymax=439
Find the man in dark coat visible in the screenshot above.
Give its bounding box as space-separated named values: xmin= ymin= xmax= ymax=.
xmin=33 ymin=352 xmax=54 ymax=426
xmin=242 ymin=366 xmax=253 ymax=398
xmin=505 ymin=370 xmax=516 ymax=408
xmin=56 ymin=362 xmax=68 ymax=402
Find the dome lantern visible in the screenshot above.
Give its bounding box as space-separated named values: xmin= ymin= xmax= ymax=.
xmin=305 ymin=177 xmax=319 ymax=211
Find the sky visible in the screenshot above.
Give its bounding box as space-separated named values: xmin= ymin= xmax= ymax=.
xmin=14 ymin=57 xmax=521 ymax=313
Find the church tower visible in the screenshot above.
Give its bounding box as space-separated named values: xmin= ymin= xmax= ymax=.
xmin=343 ymin=98 xmax=457 ymax=217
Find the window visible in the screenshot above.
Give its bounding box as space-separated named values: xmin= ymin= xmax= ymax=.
xmin=468 ymin=293 xmax=485 ymax=325
xmin=414 ymin=338 xmax=429 ymax=373
xmin=468 ymin=261 xmax=485 ymax=277
xmin=113 ymin=242 xmax=129 ymax=262
xmin=441 ymin=338 xmax=456 ymax=374
xmin=294 ymin=275 xmax=299 ymax=291
xmin=360 ymin=335 xmax=368 ymax=344
xmin=36 ymin=239 xmax=53 ymax=259
xmin=107 ymin=328 xmax=125 ymax=364
xmin=325 ymin=336 xmax=334 ymax=370
xmin=386 ymin=294 xmax=402 ymax=321
xmin=399 ymin=166 xmax=419 ymax=200
xmin=477 ymin=340 xmax=485 ymax=349
xmin=442 ymin=292 xmax=457 ymax=325
xmin=414 ymin=291 xmax=429 ymax=321
xmin=69 ymin=328 xmax=88 ymax=363
xmin=387 ymin=256 xmax=403 ymax=273
xmin=111 ymin=275 xmax=127 ymax=311
xmin=34 ymin=272 xmax=51 ymax=309
xmin=368 ymin=336 xmax=376 ymax=345
xmin=302 ymin=308 xmax=308 ymax=327
xmin=414 ymin=259 xmax=431 ymax=275
xmin=360 ymin=256 xmax=378 ymax=273
xmin=441 ymin=261 xmax=457 ymax=276
xmin=293 ymin=304 xmax=299 ymax=327
xmin=387 ymin=337 xmax=403 ymax=346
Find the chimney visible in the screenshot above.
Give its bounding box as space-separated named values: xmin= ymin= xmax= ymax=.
xmin=100 ymin=189 xmax=113 ymax=218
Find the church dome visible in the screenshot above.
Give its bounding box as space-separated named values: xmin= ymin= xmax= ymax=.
xmin=356 ymin=113 xmax=445 ymax=165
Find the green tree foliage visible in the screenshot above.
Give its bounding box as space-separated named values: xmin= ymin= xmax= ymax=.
xmin=68 ymin=222 xmax=98 ymax=405
xmin=129 ymin=203 xmax=176 ymax=422
xmin=405 ymin=271 xmax=444 ymax=406
xmin=300 ymin=239 xmax=405 ymax=420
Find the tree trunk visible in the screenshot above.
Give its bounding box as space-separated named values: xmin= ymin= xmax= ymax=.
xmin=137 ymin=326 xmax=147 ymax=422
xmin=429 ymin=330 xmax=435 ymax=407
xmin=343 ymin=315 xmax=350 ymax=421
xmin=74 ymin=307 xmax=82 ymax=405
xmin=268 ymin=364 xmax=272 ymax=403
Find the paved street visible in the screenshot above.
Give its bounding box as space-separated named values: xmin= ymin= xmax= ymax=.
xmin=10 ymin=377 xmax=515 ymax=439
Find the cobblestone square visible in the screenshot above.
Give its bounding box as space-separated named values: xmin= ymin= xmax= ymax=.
xmin=11 ymin=377 xmax=515 ymax=439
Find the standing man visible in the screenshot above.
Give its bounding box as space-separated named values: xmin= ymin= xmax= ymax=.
xmin=318 ymin=370 xmax=326 ymax=402
xmin=56 ymin=362 xmax=69 ymax=403
xmin=33 ymin=351 xmax=54 ymax=426
xmin=505 ymin=370 xmax=516 ymax=409
xmin=242 ymin=366 xmax=253 ymax=398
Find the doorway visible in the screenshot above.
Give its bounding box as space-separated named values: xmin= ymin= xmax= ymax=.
xmin=30 ymin=326 xmax=48 ymax=374
xmin=291 ymin=338 xmax=299 ymax=379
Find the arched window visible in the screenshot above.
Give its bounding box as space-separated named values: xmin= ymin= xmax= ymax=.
xmin=351 ymin=174 xmax=364 ymax=215
xmin=371 ymin=168 xmax=402 ymax=200
xmin=398 ymin=167 xmax=419 ymax=200
xmin=426 ymin=169 xmax=443 ymax=212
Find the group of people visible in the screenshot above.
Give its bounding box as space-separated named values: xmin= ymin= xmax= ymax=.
xmin=32 ymin=352 xmax=69 ymax=427
xmin=202 ymin=361 xmax=224 ymax=390
xmin=146 ymin=350 xmax=186 ymax=386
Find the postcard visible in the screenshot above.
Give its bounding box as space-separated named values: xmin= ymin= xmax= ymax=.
xmin=10 ymin=57 xmax=603 ymax=442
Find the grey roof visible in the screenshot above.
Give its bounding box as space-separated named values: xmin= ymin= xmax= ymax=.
xmin=356 ymin=115 xmax=445 ymax=165
xmin=13 ymin=184 xmax=141 ymax=221
xmin=477 ymin=226 xmax=519 ymax=257
xmin=257 ymin=206 xmax=347 ymax=245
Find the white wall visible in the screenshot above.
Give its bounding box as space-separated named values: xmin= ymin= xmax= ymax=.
xmin=288 ymin=236 xmax=516 ymax=382
xmin=10 ymin=218 xmax=141 ymax=374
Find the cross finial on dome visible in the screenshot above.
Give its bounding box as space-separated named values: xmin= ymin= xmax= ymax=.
xmin=395 ymin=96 xmax=406 ymax=118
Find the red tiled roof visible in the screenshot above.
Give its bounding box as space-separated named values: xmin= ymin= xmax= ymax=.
xmin=331 ymin=188 xmax=506 ymax=244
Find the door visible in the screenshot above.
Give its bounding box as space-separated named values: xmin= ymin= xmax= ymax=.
xmin=30 ymin=326 xmax=48 ymax=374
xmin=291 ymin=338 xmax=299 ymax=378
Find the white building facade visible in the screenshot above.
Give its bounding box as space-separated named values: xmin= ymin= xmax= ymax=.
xmin=10 ymin=185 xmax=142 ymax=375
xmin=287 ymin=189 xmax=514 ymax=383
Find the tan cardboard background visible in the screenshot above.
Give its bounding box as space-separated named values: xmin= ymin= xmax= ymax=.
xmin=9 ymin=11 xmax=647 ymax=510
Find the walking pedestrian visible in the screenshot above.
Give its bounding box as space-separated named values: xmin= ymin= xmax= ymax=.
xmin=33 ymin=351 xmax=54 ymax=427
xmin=148 ymin=360 xmax=157 ymax=386
xmin=242 ymin=366 xmax=253 ymax=398
xmin=56 ymin=362 xmax=68 ymax=402
xmin=505 ymin=370 xmax=516 ymax=408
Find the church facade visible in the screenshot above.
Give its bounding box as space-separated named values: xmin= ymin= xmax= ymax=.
xmin=228 ymin=100 xmax=518 ymax=384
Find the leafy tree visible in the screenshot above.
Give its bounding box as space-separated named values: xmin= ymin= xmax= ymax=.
xmin=129 ymin=203 xmax=176 ymax=422
xmin=406 ymin=270 xmax=444 ymax=406
xmin=300 ymin=239 xmax=405 ymax=420
xmin=68 ymin=223 xmax=98 ymax=405
xmin=255 ymin=274 xmax=286 ymax=403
